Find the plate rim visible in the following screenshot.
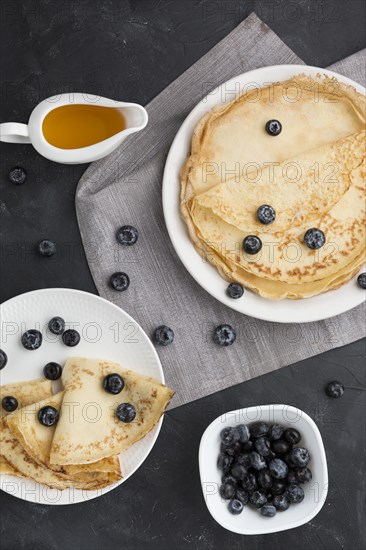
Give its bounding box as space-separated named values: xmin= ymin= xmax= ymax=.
xmin=162 ymin=64 xmax=366 ymax=323
xmin=0 ymin=287 xmax=165 ymax=506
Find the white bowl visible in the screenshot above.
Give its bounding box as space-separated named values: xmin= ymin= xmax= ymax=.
xmin=199 ymin=404 xmax=328 ymax=534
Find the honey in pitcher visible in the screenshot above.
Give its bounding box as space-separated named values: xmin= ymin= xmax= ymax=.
xmin=42 ymin=104 xmax=126 ymax=149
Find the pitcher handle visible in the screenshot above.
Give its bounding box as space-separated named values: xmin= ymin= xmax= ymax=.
xmin=0 ymin=123 xmax=31 ymax=144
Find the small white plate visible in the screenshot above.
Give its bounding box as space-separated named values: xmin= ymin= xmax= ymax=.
xmin=199 ymin=404 xmax=328 ymax=535
xmin=0 ymin=288 xmax=165 ymax=505
xmin=162 ymin=64 xmax=366 ymax=323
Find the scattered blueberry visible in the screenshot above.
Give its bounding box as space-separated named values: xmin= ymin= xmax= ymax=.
xmin=325 ymin=380 xmax=345 ymax=398
xmin=38 ymin=406 xmax=59 ymax=427
xmin=265 ymin=120 xmax=282 ymax=136
xmin=154 ymin=325 xmax=174 ymax=346
xmin=257 ymin=205 xmax=276 ymax=225
xmin=268 ymin=458 xmax=289 ymax=479
xmin=284 ymin=428 xmax=301 ymax=445
xmin=242 ymin=472 xmax=258 ymax=493
xmin=2 ymin=396 xmax=18 ymax=412
xmin=296 ymin=467 xmax=312 ymax=483
xmin=243 ymin=235 xmax=262 ymax=255
xmin=249 ymin=451 xmax=267 ymax=471
xmin=213 ymin=324 xmax=236 ymax=347
xmin=250 ymin=490 xmax=267 ymax=508
xmin=0 ymin=350 xmax=8 ymax=370
xmin=43 ymin=362 xmax=62 ymax=381
xmin=285 ymin=483 xmax=304 ymax=503
xmin=235 ymin=487 xmax=249 ymax=505
xmin=103 ymin=373 xmax=125 ymax=395
xmin=228 ymin=498 xmax=244 ymax=515
xmin=261 ymin=504 xmax=277 ymax=517
xmin=273 ymin=494 xmax=290 ymax=511
xmin=271 ymin=439 xmax=292 ymax=455
xmin=231 ymin=463 xmax=247 ymax=481
xmin=116 ymin=225 xmax=138 ymax=246
xmin=271 ymin=480 xmax=286 ymax=496
xmin=48 ymin=316 xmax=65 ymax=335
xmin=357 ymin=273 xmax=366 ymax=289
xmin=219 ymin=482 xmax=236 ymax=500
xmin=21 ymin=330 xmax=42 ymax=351
xmin=116 ymin=403 xmax=136 ymax=423
xmin=38 ymin=239 xmax=56 ymax=257
xmin=62 ymin=329 xmax=80 ymax=347
xmin=258 ymin=469 xmax=273 ymax=490
xmin=250 ymin=422 xmax=269 ymax=439
xmin=227 ymin=282 xmax=244 ymax=299
xmin=237 ymin=424 xmax=250 ymax=443
xmin=268 ymin=424 xmax=284 ymax=441
xmin=255 ymin=437 xmax=275 ymax=459
xmin=9 ymin=166 xmax=27 ymax=185
xmin=288 ymin=448 xmax=310 ymax=468
xmin=110 ymin=272 xmax=130 ymax=292
xmin=304 ymin=228 xmax=325 ymax=250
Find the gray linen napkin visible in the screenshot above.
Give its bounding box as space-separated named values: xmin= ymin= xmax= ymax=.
xmin=76 ymin=13 xmax=366 ymax=408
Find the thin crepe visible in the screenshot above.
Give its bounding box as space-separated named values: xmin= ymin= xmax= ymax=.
xmin=50 ymin=357 xmax=175 ymax=465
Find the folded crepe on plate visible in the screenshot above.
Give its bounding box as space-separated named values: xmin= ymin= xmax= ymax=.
xmin=49 ymin=357 xmax=174 ymax=465
xmin=181 ymin=74 xmax=366 ymax=299
xmin=0 ymin=378 xmax=52 ymax=477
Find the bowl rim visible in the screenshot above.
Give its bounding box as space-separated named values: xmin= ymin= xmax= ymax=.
xmin=198 ymin=404 xmax=329 ymax=535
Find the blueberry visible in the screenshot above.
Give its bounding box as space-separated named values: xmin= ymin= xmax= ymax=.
xmin=265 ymin=120 xmax=282 ymax=136
xmin=154 ymin=325 xmax=174 ymax=346
xmin=62 ymin=329 xmax=80 ymax=347
xmin=271 ymin=480 xmax=286 ymax=496
xmin=261 ymin=504 xmax=277 ymax=517
xmin=249 ymin=451 xmax=266 ymax=471
xmin=250 ymin=490 xmax=267 ymax=508
xmin=286 ymin=470 xmax=298 ymax=484
xmin=236 ymin=453 xmax=252 ymax=469
xmin=38 ymin=239 xmax=56 ymax=257
xmin=269 ymin=458 xmax=289 ymax=479
xmin=257 ymin=205 xmax=276 ymax=225
xmin=357 ymin=273 xmax=366 ymax=289
xmin=43 ymin=362 xmax=62 ymax=381
xmin=110 ymin=272 xmax=130 ymax=292
xmin=241 ymin=440 xmax=254 ymax=453
xmin=325 ymin=380 xmax=345 ymax=398
xmin=271 ymin=439 xmax=292 ymax=456
xmin=38 ymin=406 xmax=59 ymax=427
xmin=9 ymin=167 xmax=27 ymax=185
xmin=235 ymin=487 xmax=249 ymax=505
xmin=288 ymin=447 xmax=310 ymax=468
xmin=213 ymin=324 xmax=236 ymax=347
xmin=221 ymin=474 xmax=237 ymax=486
xmin=228 ymin=498 xmax=244 ymax=515
xmin=231 ymin=463 xmax=247 ymax=481
xmin=268 ymin=424 xmax=284 ymax=441
xmin=217 ymin=453 xmax=233 ymax=474
xmin=273 ymin=494 xmax=290 ymax=511
xmin=296 ymin=467 xmax=312 ymax=483
xmin=0 ymin=350 xmax=8 ymax=370
xmin=304 ymin=228 xmax=325 ymax=250
xmin=116 ymin=403 xmax=136 ymax=423
xmin=48 ymin=316 xmax=65 ymax=335
xmin=221 ymin=441 xmax=241 ymax=456
xmin=116 ymin=225 xmax=138 ymax=246
xmin=227 ymin=283 xmax=244 ymax=299
xmin=2 ymin=396 xmax=18 ymax=412
xmin=242 ymin=472 xmax=258 ymax=493
xmin=21 ymin=330 xmax=42 ymax=351
xmin=285 ymin=483 xmax=304 ymax=503
xmin=250 ymin=422 xmax=269 ymax=439
xmin=258 ymin=469 xmax=273 ymax=490
xmin=255 ymin=437 xmax=275 ymax=459
xmin=284 ymin=428 xmax=301 ymax=445
xmin=237 ymin=424 xmax=250 ymax=443
xmin=103 ymin=373 xmax=125 ymax=395
xmin=219 ymin=482 xmax=236 ymax=500
xmin=243 ymin=235 xmax=262 ymax=255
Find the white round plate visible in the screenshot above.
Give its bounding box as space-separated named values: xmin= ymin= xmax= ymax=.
xmin=0 ymin=288 xmax=165 ymax=505
xmin=162 ymin=65 xmax=366 ymax=323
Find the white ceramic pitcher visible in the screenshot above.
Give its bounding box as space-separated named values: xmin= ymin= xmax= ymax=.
xmin=0 ymin=93 xmax=148 ymax=164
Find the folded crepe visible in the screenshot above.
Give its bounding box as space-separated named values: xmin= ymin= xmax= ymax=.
xmin=181 ymin=74 xmax=366 ymax=299
xmin=49 ymin=357 xmax=175 ymax=465
xmin=0 ymin=378 xmax=52 ymax=477
xmin=5 ymin=391 xmax=122 ymax=487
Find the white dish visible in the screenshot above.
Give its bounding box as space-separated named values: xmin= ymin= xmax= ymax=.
xmin=199 ymin=404 xmax=328 ymax=535
xmin=162 ymin=64 xmax=366 ymax=323
xmin=0 ymin=288 xmax=165 ymax=505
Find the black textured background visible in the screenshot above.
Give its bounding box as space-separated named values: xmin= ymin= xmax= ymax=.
xmin=0 ymin=1 xmax=365 ymax=549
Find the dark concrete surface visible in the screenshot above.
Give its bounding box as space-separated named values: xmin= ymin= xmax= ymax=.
xmin=0 ymin=1 xmax=365 ymax=549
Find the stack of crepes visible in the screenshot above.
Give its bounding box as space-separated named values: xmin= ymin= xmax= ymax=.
xmin=181 ymin=74 xmax=366 ymax=299
xmin=0 ymin=358 xmax=174 ymax=489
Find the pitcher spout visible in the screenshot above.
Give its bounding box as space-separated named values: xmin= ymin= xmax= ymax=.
xmin=118 ymin=103 xmax=148 ymax=133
